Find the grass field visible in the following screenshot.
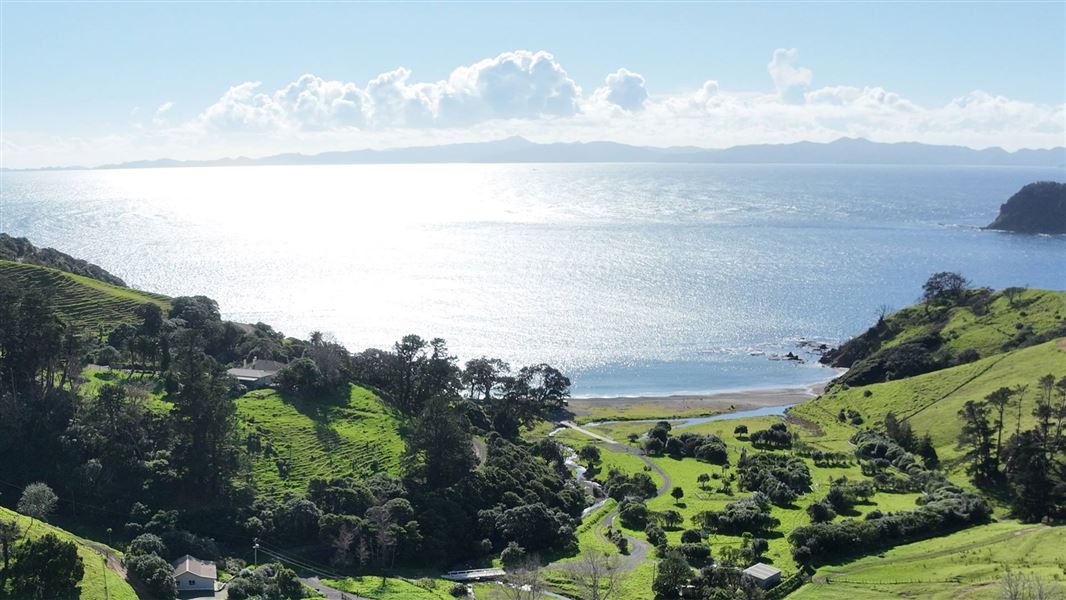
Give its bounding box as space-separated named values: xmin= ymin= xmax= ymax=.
xmin=79 ymin=369 xmax=174 ymax=413
xmin=0 ymin=506 xmax=137 ymax=600
xmin=791 ymin=521 xmax=1066 ymax=600
xmin=324 ymin=575 xmax=459 ymax=599
xmin=0 ymin=259 xmax=170 ymax=330
xmin=237 ymin=385 xmax=407 ymax=498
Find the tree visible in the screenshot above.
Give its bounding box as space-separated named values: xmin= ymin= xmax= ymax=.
xmin=922 ymin=271 xmax=970 ymax=305
xmin=462 ymin=357 xmax=510 ymax=402
xmin=1002 ymin=430 xmax=1058 ymax=523
xmin=127 ymin=533 xmax=167 ymax=558
xmin=671 ymin=487 xmax=685 ymax=505
xmin=916 ymin=433 xmax=940 ymax=469
xmin=168 ymin=333 xmax=240 ymax=496
xmin=806 ymin=500 xmax=836 ymax=523
xmin=501 ymin=558 xmax=543 ymax=600
xmin=18 ymin=482 xmax=58 ymax=523
xmin=1002 ymin=286 xmax=1027 ymax=308
xmin=652 ymin=550 xmax=691 ymax=599
xmin=405 ymin=395 xmax=476 ymax=488
xmin=0 ymin=518 xmax=22 ymax=574
xmin=958 ymin=400 xmax=998 ymax=485
xmin=274 ymin=357 xmax=324 ymax=398
xmin=569 ymin=548 xmax=621 ymax=600
xmin=578 ymin=444 xmax=602 ymax=465
xmin=661 ymin=509 xmax=683 ymax=529
xmin=884 ymin=412 xmax=915 ymax=451
xmin=126 ymin=553 xmax=177 ymax=600
xmin=697 ymin=473 xmax=711 ymax=489
xmin=7 ymin=533 xmax=84 ymax=599
xmin=985 ymin=387 xmax=1015 ymax=462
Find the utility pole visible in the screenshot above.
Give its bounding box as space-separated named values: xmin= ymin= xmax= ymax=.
xmin=253 ymin=539 xmax=259 ymax=566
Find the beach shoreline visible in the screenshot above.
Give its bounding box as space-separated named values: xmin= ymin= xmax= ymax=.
xmin=566 ymin=380 xmax=832 ymax=422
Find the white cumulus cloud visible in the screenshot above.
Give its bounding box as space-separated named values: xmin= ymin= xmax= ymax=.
xmin=768 ymin=48 xmax=813 ymax=103
xmin=4 ymin=48 xmax=1063 ymax=168
xmin=592 ymin=68 xmax=649 ymax=112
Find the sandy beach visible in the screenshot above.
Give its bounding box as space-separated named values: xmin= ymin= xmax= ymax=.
xmin=566 ymin=382 xmax=829 ymax=422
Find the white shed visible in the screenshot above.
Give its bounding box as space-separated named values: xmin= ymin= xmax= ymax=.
xmin=172 ymin=555 xmax=217 ymax=592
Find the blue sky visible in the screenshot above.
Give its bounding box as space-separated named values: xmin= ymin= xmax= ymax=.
xmin=2 ymin=2 xmax=1064 ymax=167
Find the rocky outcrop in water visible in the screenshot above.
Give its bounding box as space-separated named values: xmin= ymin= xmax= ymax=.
xmin=985 ymin=181 xmax=1066 ymax=234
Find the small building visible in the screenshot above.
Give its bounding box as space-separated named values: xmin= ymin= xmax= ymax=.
xmin=172 ymin=555 xmax=217 ymax=592
xmin=226 ymin=357 xmax=285 ymax=389
xmin=742 ymin=562 xmax=782 ymax=589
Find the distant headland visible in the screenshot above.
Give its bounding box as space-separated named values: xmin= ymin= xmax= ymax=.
xmin=985 ymin=181 xmax=1066 ymax=234
xmin=5 ymin=136 xmax=1065 ymax=171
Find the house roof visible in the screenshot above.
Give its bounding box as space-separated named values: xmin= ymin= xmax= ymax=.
xmin=172 ymin=555 xmax=217 ymax=580
xmin=227 ymin=368 xmax=274 ymax=381
xmin=249 ymin=359 xmax=286 ymax=373
xmin=743 ymin=563 xmax=781 ymax=580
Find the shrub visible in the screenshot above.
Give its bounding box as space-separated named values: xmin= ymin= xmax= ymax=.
xmin=680 ymin=529 xmax=702 ymax=543
xmin=693 ymin=494 xmax=780 ymax=534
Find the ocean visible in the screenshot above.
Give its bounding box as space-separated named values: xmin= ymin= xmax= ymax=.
xmin=2 ymin=163 xmax=1064 ymax=396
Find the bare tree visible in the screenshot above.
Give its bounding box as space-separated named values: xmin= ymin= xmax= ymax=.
xmin=876 ymin=304 xmax=893 ymax=325
xmin=568 ymin=548 xmax=621 ymax=600
xmin=1000 ymin=567 xmax=1063 ymax=600
xmin=500 ymin=558 xmax=543 ymax=600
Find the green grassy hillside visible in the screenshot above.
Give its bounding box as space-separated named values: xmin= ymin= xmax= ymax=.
xmin=237 ymin=385 xmax=406 ymax=498
xmin=795 ymin=338 xmax=1066 ymax=467
xmin=881 ymin=289 xmax=1065 ymax=356
xmin=826 ymin=288 xmax=1065 ymax=387
xmin=0 ymin=506 xmax=137 ymax=600
xmin=0 ymin=259 xmax=170 ymax=331
xmin=791 ymin=521 xmax=1066 ymax=600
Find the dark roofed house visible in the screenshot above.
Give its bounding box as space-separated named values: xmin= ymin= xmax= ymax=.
xmin=172 ymin=555 xmax=217 ymax=592
xmin=226 ymin=357 xmax=286 ymax=389
xmin=742 ymin=562 xmax=781 ymax=589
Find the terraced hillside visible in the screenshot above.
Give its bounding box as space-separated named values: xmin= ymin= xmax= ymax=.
xmin=0 ymin=506 xmax=137 ymax=600
xmin=237 ymin=385 xmax=406 ymax=498
xmin=0 ymin=259 xmax=170 ymax=330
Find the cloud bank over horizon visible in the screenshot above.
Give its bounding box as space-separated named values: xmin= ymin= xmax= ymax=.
xmin=4 ymin=48 xmax=1064 ymax=168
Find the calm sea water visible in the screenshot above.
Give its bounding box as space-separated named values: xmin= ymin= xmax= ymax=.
xmin=2 ymin=163 xmax=1064 ymax=396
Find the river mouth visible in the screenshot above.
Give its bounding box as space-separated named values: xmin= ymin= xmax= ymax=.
xmin=585 ymin=402 xmax=797 ymax=430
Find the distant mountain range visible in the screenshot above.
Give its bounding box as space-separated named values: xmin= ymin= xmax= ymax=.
xmin=12 ymin=137 xmax=1066 ymax=171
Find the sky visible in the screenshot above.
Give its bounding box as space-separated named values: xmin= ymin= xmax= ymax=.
xmin=2 ymin=2 xmax=1065 ymax=168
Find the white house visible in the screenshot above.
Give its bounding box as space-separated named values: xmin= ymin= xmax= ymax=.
xmin=226 ymin=358 xmax=286 ymax=389
xmin=742 ymin=562 xmax=782 ymax=589
xmin=172 ymin=555 xmax=217 ymax=592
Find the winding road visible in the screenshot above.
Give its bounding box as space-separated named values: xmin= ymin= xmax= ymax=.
xmin=554 ymin=421 xmax=672 ymax=574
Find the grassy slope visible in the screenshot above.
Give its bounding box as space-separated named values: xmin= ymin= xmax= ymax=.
xmin=0 ymin=259 xmax=170 ymax=330
xmin=874 ymin=289 xmax=1065 ymax=357
xmin=791 ymin=521 xmax=1066 ymax=600
xmin=237 ymin=385 xmax=406 ymax=499
xmin=0 ymin=507 xmax=137 ymax=600
xmin=795 ymin=338 xmax=1066 ymax=467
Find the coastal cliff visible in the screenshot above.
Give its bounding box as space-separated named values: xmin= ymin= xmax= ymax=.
xmin=985 ymin=181 xmax=1066 ymax=234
